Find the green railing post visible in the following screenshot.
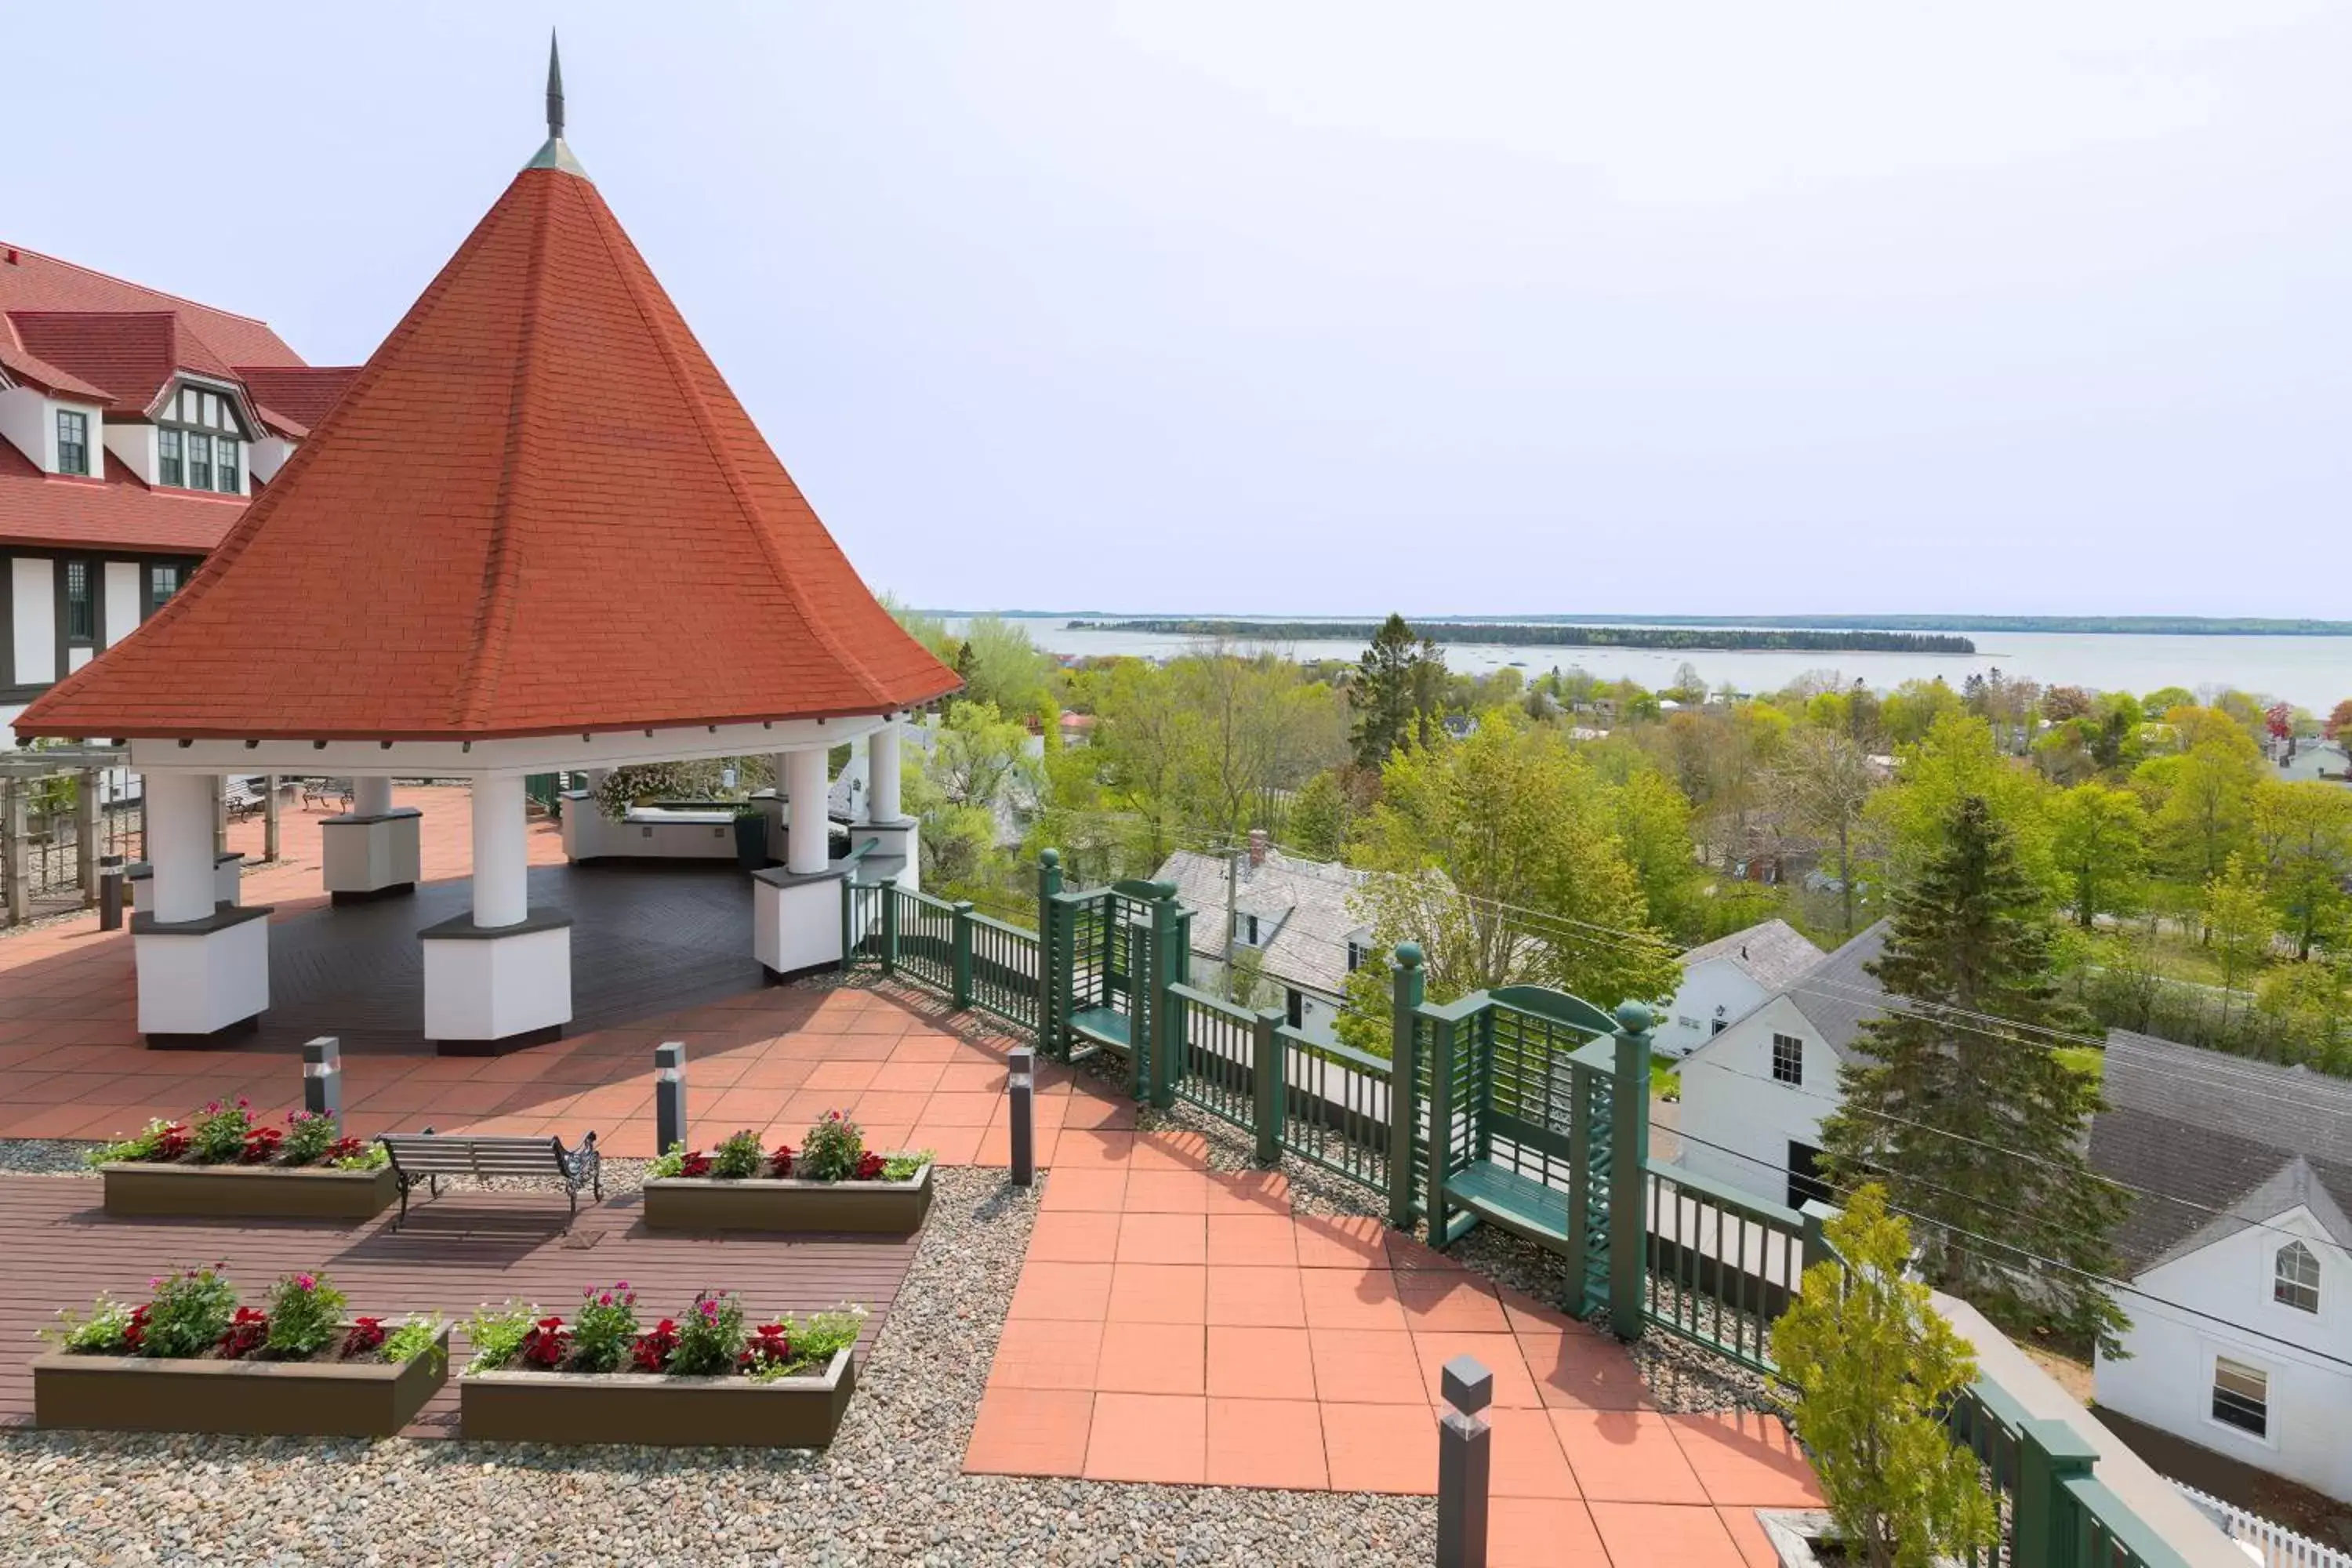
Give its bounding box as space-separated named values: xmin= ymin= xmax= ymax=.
xmin=1252 ymin=1008 xmax=1284 ymax=1167
xmin=951 ymin=899 xmax=975 ymax=1010
xmin=838 ymin=879 xmax=855 ymax=973
xmin=1131 ymin=916 xmax=1155 ymax=1103
xmin=1799 ymin=1199 xmax=1842 ymax=1279
xmin=1566 ymin=1056 xmax=1595 ymax=1312
xmin=1036 ymin=850 xmax=1063 ymax=1056
xmin=1388 ymin=943 xmax=1425 ymax=1230
xmin=1607 ymin=1000 xmax=1654 ymax=1343
xmin=1148 ymin=884 xmax=1180 ymax=1110
xmin=1425 ymin=1010 xmax=1454 ymax=1247
xmin=880 ymin=884 xmax=899 ymax=977
xmin=2014 ymin=1417 xmax=2100 ymax=1568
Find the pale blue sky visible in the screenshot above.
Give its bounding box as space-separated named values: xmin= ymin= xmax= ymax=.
xmin=8 ymin=3 xmax=2347 ymax=617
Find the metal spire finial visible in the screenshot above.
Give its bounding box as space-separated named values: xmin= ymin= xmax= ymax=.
xmin=546 ymin=31 xmax=565 ymax=141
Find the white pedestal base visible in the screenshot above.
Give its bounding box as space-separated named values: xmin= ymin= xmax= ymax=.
xmin=853 ymin=818 xmax=921 ymax=891
xmin=128 ymin=853 xmax=244 ymax=916
xmin=420 ymin=911 xmax=574 ymax=1055
xmin=132 ymin=905 xmax=272 ymax=1046
xmin=753 ymin=868 xmax=846 ymax=978
xmin=321 ymin=809 xmax=422 ymax=901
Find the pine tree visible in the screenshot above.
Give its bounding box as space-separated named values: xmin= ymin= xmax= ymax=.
xmin=1819 ymin=794 xmax=2129 ymax=1353
xmin=1348 ymin=613 xmax=1443 ymax=770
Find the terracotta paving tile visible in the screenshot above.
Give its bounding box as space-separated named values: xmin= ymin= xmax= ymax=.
xmin=1292 ymin=1212 xmax=1391 ymax=1269
xmin=987 ymin=1317 xmax=1104 ymax=1391
xmin=847 ymin=1090 xmax=931 ymax=1125
xmin=1202 ymin=1170 xmax=1290 ymax=1215
xmin=1490 ymin=1498 xmax=1608 ymax=1566
xmin=782 ymin=1088 xmax=852 ymax=1123
xmin=964 ymin=1388 xmax=1094 ymax=1476
xmin=1386 ymin=1233 xmax=1469 ymax=1274
xmin=1319 ymin=1402 xmax=1438 ymax=1494
xmin=729 ymin=1058 xmax=814 ymax=1090
xmin=682 ymin=1054 xmax=753 ymax=1087
xmin=866 ymin=1061 xmax=947 ymax=1094
xmin=1664 ymin=1413 xmax=1822 ymax=1508
xmin=1127 ymin=1130 xmax=1210 ymax=1171
xmin=1487 ymin=1406 xmax=1581 ymax=1499
xmin=907 ymin=1123 xmax=985 ymax=1164
xmin=1122 ymin=1171 xmax=1214 ymax=1214
xmin=1524 ymin=1330 xmax=1655 ymax=1411
xmin=921 ymin=1092 xmax=1000 ymax=1127
xmin=1299 ymin=1267 xmax=1408 ymax=1332
xmin=1094 ymin=1323 xmax=1205 ymax=1395
xmin=1084 ymin=1392 xmax=1205 ymax=1484
xmin=1396 ymin=1271 xmax=1509 ymax=1334
xmin=1107 ymin=1263 xmax=1207 ymax=1324
xmin=1059 ymin=1092 xmax=1135 ymax=1131
xmin=1203 ymin=1265 xmax=1307 ymax=1328
xmin=1206 ymin=1396 xmax=1328 ymax=1490
xmin=970 ymin=1125 xmax=1058 ymax=1170
xmin=701 ymin=1087 xmax=792 ymax=1125
xmin=1586 ymin=1502 xmax=1748 ymax=1566
xmin=1206 ymin=1326 xmax=1317 ymax=1401
xmin=1042 ymin=1167 xmax=1129 ymax=1212
xmin=1410 ymin=1331 xmax=1544 ymax=1409
xmin=935 ymin=1062 xmax=1004 ymax=1093
xmin=1717 ymin=1504 xmax=1783 ymax=1568
xmin=1308 ymin=1328 xmax=1434 ymax=1405
xmin=802 ymin=1061 xmax=883 ymax=1093
xmin=1114 ymin=1212 xmax=1207 ymax=1265
xmin=859 ymin=1124 xmax=917 ymax=1158
xmin=885 ymin=1033 xmax=964 ymax=1062
xmin=1026 ymin=1210 xmax=1123 ymax=1264
xmin=1207 ymin=1212 xmax=1299 ymax=1267
xmin=1007 ymin=1261 xmax=1115 ymax=1321
xmin=1552 ymin=1410 xmax=1708 ymax=1504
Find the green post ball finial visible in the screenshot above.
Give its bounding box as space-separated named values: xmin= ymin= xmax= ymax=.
xmin=1040 ymin=848 xmax=1060 ymax=869
xmin=1613 ymin=999 xmax=1654 ymax=1036
xmin=1394 ymin=942 xmax=1424 ymax=969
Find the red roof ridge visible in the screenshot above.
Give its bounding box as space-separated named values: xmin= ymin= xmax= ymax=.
xmin=1 ymin=245 xmax=278 ymax=332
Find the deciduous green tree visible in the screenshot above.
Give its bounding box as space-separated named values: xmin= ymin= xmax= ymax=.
xmin=1866 ymin=713 xmax=2053 ymax=894
xmin=2250 ymin=780 xmax=2352 ymax=959
xmin=2136 ymin=717 xmax=2263 ymax=888
xmin=2205 ymin=855 xmax=2275 ymax=1036
xmin=1770 ymin=1185 xmax=2001 ymax=1568
xmin=1820 ymin=795 xmax=2128 ymax=1352
xmin=1287 ymin=770 xmax=1352 ymax=861
xmin=1777 ymin=728 xmax=1878 ymax=937
xmin=2048 ymin=782 xmax=2150 ymax=927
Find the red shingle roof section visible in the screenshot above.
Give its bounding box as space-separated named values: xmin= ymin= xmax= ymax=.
xmin=0 ymin=444 xmax=246 ymax=553
xmin=16 ymin=165 xmax=957 ymax=742
xmin=0 ymin=244 xmax=303 ymax=368
xmin=7 ymin=310 xmax=239 ymax=413
xmin=234 ymin=365 xmax=361 ymax=434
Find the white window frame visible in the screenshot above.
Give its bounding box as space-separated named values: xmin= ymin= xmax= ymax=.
xmin=2274 ymin=1240 xmax=2321 ymax=1316
xmin=2205 ymin=1348 xmax=2275 ymax=1448
xmin=1771 ymin=1032 xmax=1804 ymax=1086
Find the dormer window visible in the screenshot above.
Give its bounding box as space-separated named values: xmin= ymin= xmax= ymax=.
xmin=2275 ymin=1241 xmax=2320 ymax=1313
xmin=187 ymin=433 xmax=212 ymax=492
xmin=1237 ymin=913 xmax=1261 ymax=947
xmin=159 ymin=384 xmax=244 ymax=493
xmin=1346 ymin=938 xmax=1373 ymax=973
xmin=159 ymin=429 xmax=183 ymax=486
xmin=56 ymin=410 xmax=89 ymax=476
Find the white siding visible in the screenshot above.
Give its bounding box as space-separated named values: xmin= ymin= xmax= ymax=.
xmin=2096 ymin=1210 xmax=2352 ymax=1502
xmin=11 ymin=557 xmax=53 ymax=684
xmin=1675 ymin=994 xmax=1834 ymax=1205
xmin=1656 ymin=956 xmax=1771 ymax=1058
xmin=104 ymin=561 xmax=141 ymax=645
xmin=0 ymin=386 xmax=47 ymax=468
xmin=103 ymin=421 xmax=158 ymax=485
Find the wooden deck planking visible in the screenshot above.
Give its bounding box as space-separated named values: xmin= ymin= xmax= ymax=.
xmin=0 ymin=1175 xmax=915 ymax=1437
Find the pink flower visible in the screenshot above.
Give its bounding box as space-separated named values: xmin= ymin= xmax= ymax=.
xmin=615 ymin=1280 xmax=629 ymax=1291
xmin=148 ymin=1276 xmax=162 ymax=1288
xmin=236 ymin=1097 xmax=250 ymax=1109
xmin=296 ymin=1274 xmax=316 ymax=1291
xmin=599 ymin=1293 xmax=613 ymax=1307
xmin=699 ymin=1300 xmax=717 ymax=1318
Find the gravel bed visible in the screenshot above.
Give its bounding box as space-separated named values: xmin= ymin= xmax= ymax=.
xmin=0 ymin=1162 xmax=1435 ymax=1566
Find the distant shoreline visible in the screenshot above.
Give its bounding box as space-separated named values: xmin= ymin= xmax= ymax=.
xmin=1069 ymin=619 xmax=1978 ymax=655
xmin=928 ymin=612 xmax=2352 ymax=638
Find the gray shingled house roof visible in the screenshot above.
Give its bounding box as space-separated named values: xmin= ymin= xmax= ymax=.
xmin=1678 ymin=919 xmax=1828 ymax=994
xmin=1156 ymin=848 xmax=1373 ymax=998
xmin=2090 ymin=1032 xmax=2352 ymax=1275
xmin=1780 ymin=920 xmax=1893 ymax=1065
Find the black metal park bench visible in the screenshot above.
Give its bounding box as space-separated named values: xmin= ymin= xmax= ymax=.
xmin=379 ymin=1129 xmax=601 ymax=1228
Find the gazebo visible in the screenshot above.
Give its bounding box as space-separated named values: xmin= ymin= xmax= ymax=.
xmin=14 ymin=45 xmax=957 ymax=1053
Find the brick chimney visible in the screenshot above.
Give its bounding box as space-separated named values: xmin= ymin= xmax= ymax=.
xmin=1248 ymin=828 xmax=1269 ymax=868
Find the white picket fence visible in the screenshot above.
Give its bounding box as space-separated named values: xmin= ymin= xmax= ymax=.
xmin=2172 ymin=1480 xmax=2352 ymax=1568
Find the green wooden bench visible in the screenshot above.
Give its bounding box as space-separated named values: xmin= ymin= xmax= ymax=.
xmin=1446 ymin=1160 xmax=1570 ymax=1247
xmin=1068 ymin=1006 xmax=1132 ymax=1054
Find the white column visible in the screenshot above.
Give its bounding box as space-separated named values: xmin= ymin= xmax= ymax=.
xmin=354 ymin=775 xmax=394 ymax=816
xmin=868 ymin=721 xmax=902 ymax=822
xmin=785 ymin=748 xmax=830 ymax=875
xmin=147 ymin=771 xmax=218 ymax=923
xmin=471 ymin=774 xmax=528 ymax=927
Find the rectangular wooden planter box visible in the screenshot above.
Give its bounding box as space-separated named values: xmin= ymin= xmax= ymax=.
xmin=32 ymin=1325 xmax=451 ymax=1438
xmin=459 ymin=1348 xmax=856 ymax=1447
xmin=641 ymin=1161 xmax=932 ymax=1235
xmin=100 ymin=1161 xmax=397 ymax=1221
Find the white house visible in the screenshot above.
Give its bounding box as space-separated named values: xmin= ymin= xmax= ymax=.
xmin=1653 ymin=918 xmax=1827 ymax=1058
xmin=0 ymin=243 xmax=358 ymax=739
xmin=1675 ymin=920 xmax=1888 ymax=1209
xmin=1156 ymin=834 xmax=1375 ymax=1045
xmin=2090 ymin=1034 xmax=2352 ymax=1504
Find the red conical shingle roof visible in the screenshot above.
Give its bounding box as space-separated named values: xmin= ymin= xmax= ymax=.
xmin=17 ymin=161 xmax=956 ymax=741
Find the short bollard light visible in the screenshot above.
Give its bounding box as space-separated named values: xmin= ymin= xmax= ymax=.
xmin=1007 ymin=1044 xmax=1036 ymax=1188
xmin=1438 ymin=1355 xmax=1493 ymax=1568
xmin=98 ymin=854 xmax=125 ymax=931
xmin=654 ymin=1040 xmax=687 ymax=1154
xmin=301 ymin=1036 xmax=343 ymax=1121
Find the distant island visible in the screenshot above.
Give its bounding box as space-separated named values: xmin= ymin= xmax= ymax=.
xmin=1069 ymin=619 xmax=1977 ymax=655
xmin=938 ymin=611 xmax=2352 ymax=638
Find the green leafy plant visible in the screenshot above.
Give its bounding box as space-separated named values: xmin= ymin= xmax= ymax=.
xmin=41 ymin=1293 xmax=138 ymax=1353
xmin=710 ymin=1129 xmax=765 ymax=1181
xmin=383 ymin=1314 xmax=445 ymax=1369
xmin=648 ymin=1142 xmax=711 ymax=1179
xmin=880 ymin=1150 xmax=933 ymax=1183
xmin=669 ymin=1290 xmax=745 ymax=1377
xmin=760 ymin=1305 xmax=868 ymax=1377
xmin=328 ymin=1139 xmax=388 ymax=1171
xmin=466 ymin=1301 xmax=538 ymax=1373
xmin=189 ymin=1101 xmax=252 ymax=1165
xmin=281 ymin=1111 xmax=340 ymax=1165
xmin=1770 ymin=1185 xmax=2000 ymax=1568
xmin=796 ymin=1111 xmax=866 ymax=1183
xmin=85 ymin=1119 xmax=176 ymax=1167
xmin=571 ymin=1282 xmax=640 ymax=1373
xmin=264 ymin=1272 xmax=348 ymax=1358
xmin=140 ymin=1265 xmax=238 ymax=1359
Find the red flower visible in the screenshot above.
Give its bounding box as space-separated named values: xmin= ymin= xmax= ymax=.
xmin=239 ymin=1126 xmax=285 ymax=1165
xmin=154 ymin=1123 xmax=191 ymax=1162
xmin=220 ymin=1306 xmax=270 ymax=1359
xmin=677 ymin=1149 xmax=712 ymax=1179
xmin=122 ymin=1304 xmax=149 ymax=1351
xmin=321 ymin=1136 xmax=367 ymax=1165
xmin=739 ymin=1320 xmax=793 ymax=1372
xmin=854 ymin=1151 xmax=886 ymax=1181
xmin=342 ymin=1317 xmax=387 ymax=1358
xmin=768 ymin=1145 xmax=795 ymax=1178
xmin=630 ymin=1318 xmax=680 ymax=1372
xmin=521 ymin=1316 xmax=569 ymax=1369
